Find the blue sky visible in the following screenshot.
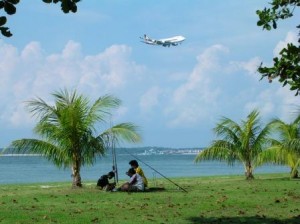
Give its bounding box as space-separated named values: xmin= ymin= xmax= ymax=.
xmin=1 ymin=1 xmax=299 ymax=148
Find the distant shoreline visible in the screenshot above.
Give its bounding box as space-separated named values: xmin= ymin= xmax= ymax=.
xmin=0 ymin=154 xmax=42 ymax=156
xmin=1 ymin=147 xmax=203 ymax=156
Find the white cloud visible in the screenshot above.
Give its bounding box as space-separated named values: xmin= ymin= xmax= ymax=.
xmin=113 ymin=106 xmax=129 ymax=122
xmin=163 ymin=41 xmax=300 ymax=128
xmin=229 ymin=57 xmax=261 ymax=80
xmin=1 ymin=37 xmax=299 ymax=146
xmin=165 ymin=45 xmax=226 ymax=127
xmin=139 ymin=86 xmax=162 ymax=112
xmin=246 ymin=30 xmax=300 ymax=122
xmin=0 ymin=41 xmax=19 ymax=91
xmin=273 ymin=31 xmax=298 ymax=57
xmin=244 ymin=89 xmax=275 ymax=117
xmin=276 ymin=87 xmax=300 ymax=122
xmin=61 ymin=41 xmax=82 ymax=59
xmin=244 ymin=86 xmax=300 ymax=122
xmin=21 ymin=41 xmax=43 ymax=61
xmin=80 ymin=44 xmax=144 ymax=94
xmin=0 ymin=40 xmax=19 ymax=72
xmin=8 ymin=103 xmax=32 ymax=127
xmin=173 ymin=45 xmax=227 ymax=104
xmin=0 ymin=41 xmax=143 ymax=127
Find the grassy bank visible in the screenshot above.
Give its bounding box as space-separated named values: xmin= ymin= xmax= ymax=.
xmin=0 ymin=173 xmax=299 ymax=224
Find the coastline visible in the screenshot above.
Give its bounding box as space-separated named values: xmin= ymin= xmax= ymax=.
xmin=0 ymin=172 xmax=293 ymax=187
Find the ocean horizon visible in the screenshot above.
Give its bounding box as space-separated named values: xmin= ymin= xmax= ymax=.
xmin=0 ymin=147 xmax=290 ymax=185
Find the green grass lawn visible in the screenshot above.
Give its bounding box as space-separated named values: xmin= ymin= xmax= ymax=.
xmin=0 ymin=173 xmax=299 ymax=224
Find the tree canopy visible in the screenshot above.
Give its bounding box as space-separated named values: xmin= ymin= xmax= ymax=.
xmin=257 ymin=116 xmax=300 ymax=178
xmin=195 ymin=110 xmax=273 ymax=180
xmin=256 ymin=0 xmax=300 ymax=95
xmin=0 ymin=0 xmax=80 ymax=37
xmin=10 ymin=89 xmax=142 ymax=187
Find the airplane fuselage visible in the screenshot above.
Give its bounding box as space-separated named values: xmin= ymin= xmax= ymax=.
xmin=140 ymin=34 xmax=186 ymax=47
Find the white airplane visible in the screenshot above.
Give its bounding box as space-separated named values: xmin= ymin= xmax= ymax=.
xmin=140 ymin=34 xmax=186 ymax=47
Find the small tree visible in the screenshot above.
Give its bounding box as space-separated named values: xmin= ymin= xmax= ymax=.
xmin=257 ymin=116 xmax=300 ymax=178
xmin=195 ymin=110 xmax=272 ymax=180
xmin=10 ymin=89 xmax=141 ymax=187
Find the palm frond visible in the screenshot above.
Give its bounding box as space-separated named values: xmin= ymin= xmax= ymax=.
xmin=80 ymin=133 xmax=106 ymax=166
xmin=194 ymin=140 xmax=237 ymax=165
xmin=100 ymin=123 xmax=142 ymax=144
xmin=10 ymin=139 xmax=70 ymax=168
xmin=295 ymin=112 xmax=300 ymax=124
xmin=26 ymin=97 xmax=57 ymax=120
xmin=214 ymin=118 xmax=241 ymax=144
xmin=52 ymin=88 xmax=78 ymax=106
xmin=269 ymin=118 xmax=298 ymax=141
xmin=284 ymin=139 xmax=300 ymax=154
xmin=86 ymin=94 xmax=121 ymax=127
xmin=240 ymin=110 xmax=261 ymax=150
xmin=256 ymin=146 xmax=285 ymax=166
xmin=251 ymin=122 xmax=273 ymax=153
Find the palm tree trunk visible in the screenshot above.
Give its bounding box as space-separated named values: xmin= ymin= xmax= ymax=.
xmin=72 ymin=159 xmax=82 ymax=187
xmin=245 ymin=161 xmax=254 ymax=180
xmin=291 ymin=168 xmax=298 ymax=179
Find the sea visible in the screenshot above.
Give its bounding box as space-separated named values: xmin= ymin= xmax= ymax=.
xmin=0 ymin=147 xmax=290 ymax=185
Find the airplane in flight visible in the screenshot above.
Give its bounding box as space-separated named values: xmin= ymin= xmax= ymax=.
xmin=140 ymin=34 xmax=186 ymax=47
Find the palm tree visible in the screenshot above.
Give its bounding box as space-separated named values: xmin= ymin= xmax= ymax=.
xmin=10 ymin=89 xmax=141 ymax=187
xmin=195 ymin=110 xmax=272 ymax=179
xmin=257 ymin=116 xmax=300 ymax=178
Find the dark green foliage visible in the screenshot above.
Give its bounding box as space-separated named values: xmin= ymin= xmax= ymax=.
xmin=42 ymin=0 xmax=80 ymax=13
xmin=257 ymin=0 xmax=300 ymax=96
xmin=0 ymin=26 xmax=11 ymax=37
xmin=0 ymin=0 xmax=19 ymax=37
xmin=0 ymin=16 xmax=7 ymax=26
xmin=0 ymin=0 xmax=80 ymax=37
xmin=258 ymin=43 xmax=300 ymax=95
xmin=3 ymin=0 xmax=17 ymax=15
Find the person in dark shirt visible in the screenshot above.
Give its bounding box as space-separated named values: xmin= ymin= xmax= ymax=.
xmin=96 ymin=171 xmax=116 ymax=191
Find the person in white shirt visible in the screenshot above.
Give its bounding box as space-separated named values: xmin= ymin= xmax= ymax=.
xmin=119 ymin=168 xmax=145 ymax=192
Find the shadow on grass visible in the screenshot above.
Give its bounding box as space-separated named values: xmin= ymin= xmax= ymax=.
xmin=187 ymin=216 xmax=300 ymax=224
xmin=258 ymin=177 xmax=295 ymax=181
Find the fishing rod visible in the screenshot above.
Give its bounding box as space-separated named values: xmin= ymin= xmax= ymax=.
xmin=111 ymin=135 xmax=118 ymax=183
xmin=124 ymin=149 xmax=188 ymax=193
xmin=109 ymin=118 xmax=118 ymax=184
xmin=106 ymin=117 xmax=119 ymax=184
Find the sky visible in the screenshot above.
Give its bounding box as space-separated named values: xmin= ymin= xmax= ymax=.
xmin=0 ymin=0 xmax=300 ymax=149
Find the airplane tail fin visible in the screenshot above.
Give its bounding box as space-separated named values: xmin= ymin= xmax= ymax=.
xmin=140 ymin=34 xmax=151 ymax=41
xmin=140 ymin=34 xmax=156 ymax=45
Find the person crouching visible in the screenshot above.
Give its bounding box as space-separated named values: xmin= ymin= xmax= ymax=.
xmin=96 ymin=171 xmax=116 ymax=191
